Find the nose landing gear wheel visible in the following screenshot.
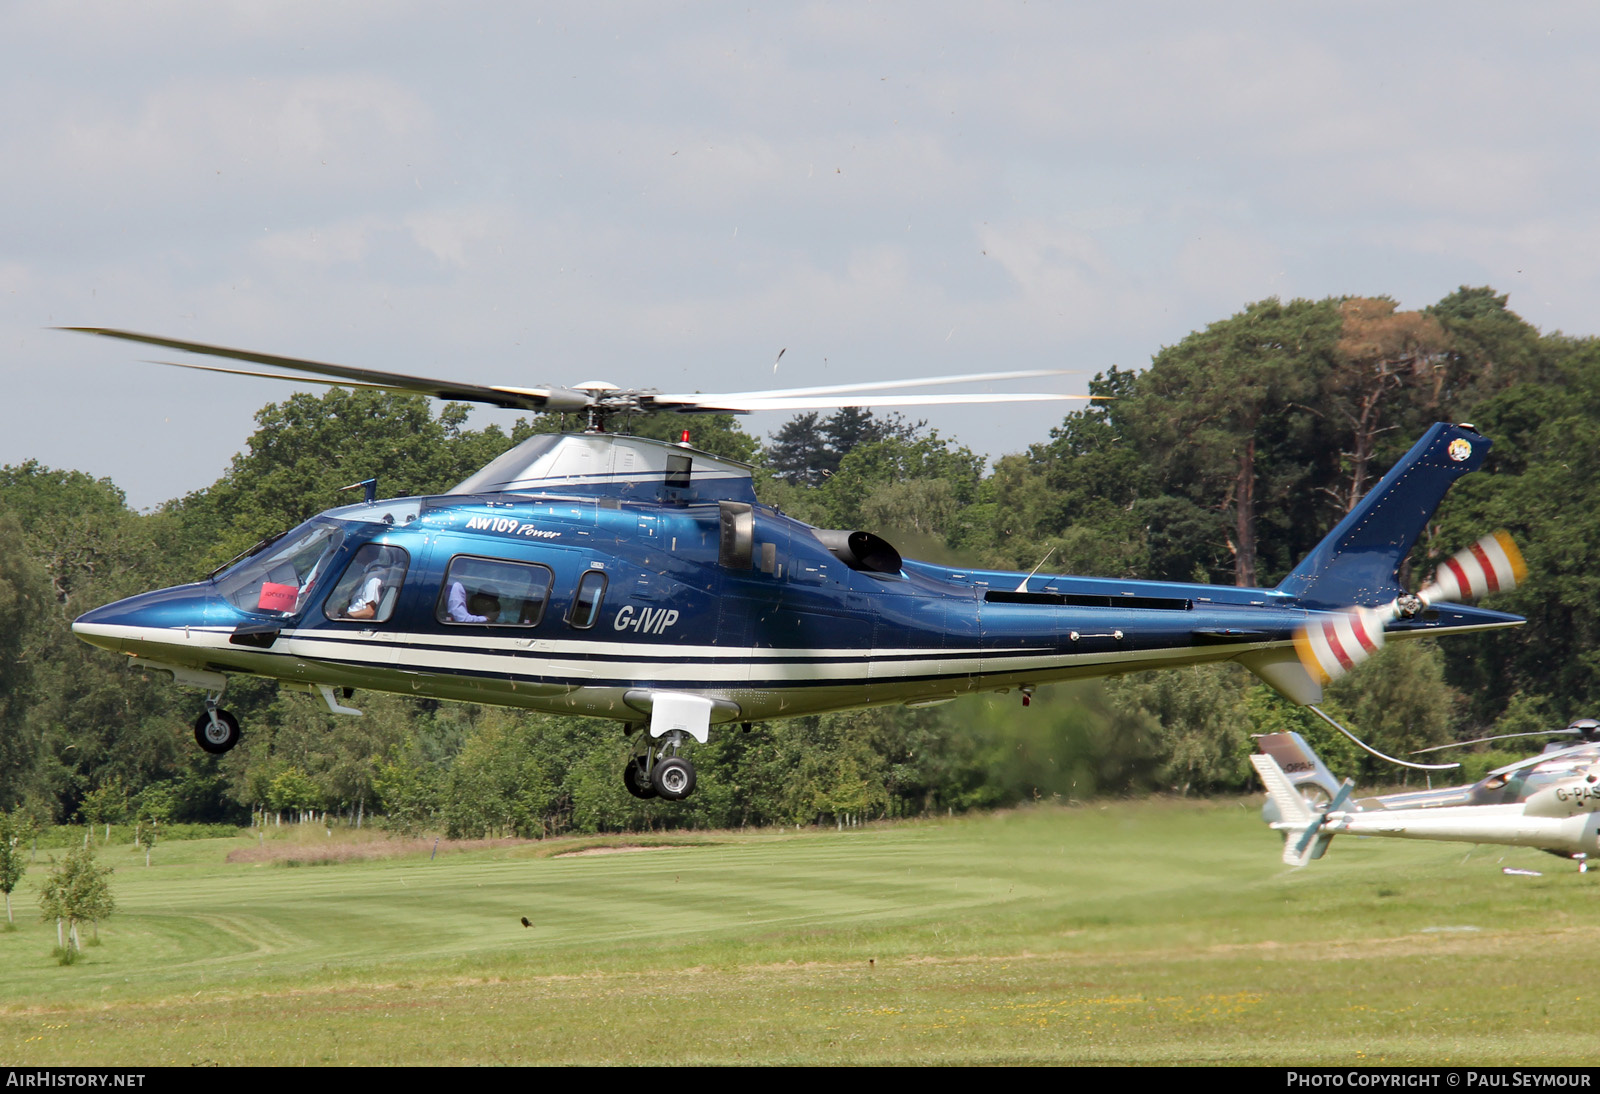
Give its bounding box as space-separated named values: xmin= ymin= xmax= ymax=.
xmin=651 ymin=756 xmax=696 ymax=801
xmin=194 ymin=709 xmax=241 ymax=754
xmin=623 ymin=757 xmax=658 ymax=799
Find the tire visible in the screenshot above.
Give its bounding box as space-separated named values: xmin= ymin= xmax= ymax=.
xmin=623 ymin=757 xmax=658 ymax=799
xmin=194 ymin=709 xmax=241 ymax=754
xmin=651 ymin=757 xmax=696 ymax=801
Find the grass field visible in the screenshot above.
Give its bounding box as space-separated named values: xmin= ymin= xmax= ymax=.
xmin=2 ymin=799 xmax=1596 ymax=1066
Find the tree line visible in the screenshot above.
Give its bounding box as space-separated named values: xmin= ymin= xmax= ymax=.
xmin=1 ymin=286 xmax=1591 ymax=837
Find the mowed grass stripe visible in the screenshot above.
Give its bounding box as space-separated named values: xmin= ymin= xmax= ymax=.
xmin=4 ymin=800 xmax=1596 ymax=1065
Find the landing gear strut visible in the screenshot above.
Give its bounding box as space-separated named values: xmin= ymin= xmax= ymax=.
xmin=621 ymin=728 xmax=697 ymax=801
xmin=623 ymin=755 xmax=656 ymax=799
xmin=193 ymin=690 xmax=240 ymax=751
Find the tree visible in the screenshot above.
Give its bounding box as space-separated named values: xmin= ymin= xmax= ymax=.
xmin=764 ymin=408 xmax=919 ymax=486
xmin=972 ymin=367 xmax=1171 ymax=577
xmin=1242 ymin=686 xmax=1365 ymax=782
xmin=0 ymin=462 xmax=153 ymax=604
xmin=1427 ymin=286 xmax=1555 ymax=414
xmin=0 ymin=514 xmax=50 ymax=811
xmin=133 ymin=782 xmax=176 ymax=866
xmin=1426 ymin=334 xmax=1600 ymax=726
xmin=38 ymin=845 xmax=114 ymax=956
xmin=1103 ymin=666 xmax=1255 ymax=795
xmin=0 ymin=809 xmax=30 ymax=926
xmin=78 ymin=780 xmax=127 ymax=845
xmin=1033 ymin=366 xmax=1151 ymax=529
xmin=1324 ymin=640 xmax=1459 ymax=775
xmin=373 ymin=742 xmax=442 ymax=837
xmin=267 ymin=767 xmax=321 ymax=823
xmin=0 ymin=469 xmax=190 ymax=824
xmin=1126 ymin=298 xmax=1342 ymax=587
xmin=1325 ymin=298 xmax=1453 ymax=513
xmin=183 ymin=390 xmax=519 ymax=568
xmin=818 ymin=429 xmax=983 ymax=532
xmin=765 ymin=412 xmax=830 ymax=485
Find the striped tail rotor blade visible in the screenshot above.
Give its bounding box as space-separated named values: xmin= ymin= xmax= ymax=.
xmin=1293 ymin=607 xmax=1387 ymax=685
xmin=1418 ymin=531 xmax=1527 ymax=605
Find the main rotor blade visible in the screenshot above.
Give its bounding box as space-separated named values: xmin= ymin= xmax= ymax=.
xmin=68 ymin=326 xmax=1095 ymax=420
xmin=63 ymin=327 xmax=592 ymax=413
xmin=648 ymin=391 xmax=1095 ymax=413
xmin=711 ymin=368 xmax=1075 ymax=401
xmin=147 ymin=358 xmax=395 ymax=392
xmin=1411 ymin=729 xmax=1579 ymax=755
xmin=1487 ymin=740 xmax=1600 ymax=778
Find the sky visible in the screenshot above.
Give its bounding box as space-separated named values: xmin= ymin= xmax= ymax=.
xmin=3 ymin=1 xmax=1597 ymax=510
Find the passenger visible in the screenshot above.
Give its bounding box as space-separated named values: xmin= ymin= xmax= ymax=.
xmin=446 ymin=581 xmax=501 ymax=623
xmin=445 ymin=581 xmax=485 ymax=622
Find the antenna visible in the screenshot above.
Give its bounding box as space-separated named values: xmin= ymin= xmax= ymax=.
xmin=1014 ymin=547 xmax=1057 ymax=593
xmin=341 ymin=478 xmax=378 ymax=505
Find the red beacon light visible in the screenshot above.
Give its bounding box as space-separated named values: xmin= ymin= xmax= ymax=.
xmin=677 ymin=429 xmax=692 ymax=448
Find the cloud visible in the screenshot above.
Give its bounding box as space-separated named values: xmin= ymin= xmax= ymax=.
xmin=2 ymin=73 xmax=433 ymax=245
xmin=251 ymin=205 xmax=517 ymax=272
xmin=1377 ymin=214 xmax=1600 ymax=332
xmin=8 ymin=0 xmax=410 ymax=52
xmin=256 ymin=216 xmax=388 ymax=267
xmin=404 ymin=206 xmax=516 ymax=269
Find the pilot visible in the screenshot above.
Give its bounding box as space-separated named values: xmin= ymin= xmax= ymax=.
xmin=346 ymin=562 xmax=389 ymax=620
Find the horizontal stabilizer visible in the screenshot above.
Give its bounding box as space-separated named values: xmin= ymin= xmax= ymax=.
xmin=1251 ymin=753 xmax=1312 ymax=827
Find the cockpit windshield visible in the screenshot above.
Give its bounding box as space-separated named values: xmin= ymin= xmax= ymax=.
xmin=214 ymin=519 xmax=344 ymax=617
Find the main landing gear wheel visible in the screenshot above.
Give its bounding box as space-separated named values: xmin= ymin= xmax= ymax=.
xmin=194 ymin=709 xmax=241 ymax=754
xmin=623 ymin=757 xmax=658 ymax=799
xmin=651 ymin=757 xmax=696 ymax=801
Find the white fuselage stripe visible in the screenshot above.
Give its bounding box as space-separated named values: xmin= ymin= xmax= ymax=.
xmin=76 ymin=621 xmax=1231 ymax=685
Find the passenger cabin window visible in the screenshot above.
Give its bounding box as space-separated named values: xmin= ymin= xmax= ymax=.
xmin=324 ymin=545 xmax=410 ymax=623
xmin=436 ymin=556 xmax=554 ymax=626
xmin=568 ymin=570 xmax=608 ymax=629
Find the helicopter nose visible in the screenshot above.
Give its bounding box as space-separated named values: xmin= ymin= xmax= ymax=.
xmin=71 ymin=583 xmax=224 ymax=655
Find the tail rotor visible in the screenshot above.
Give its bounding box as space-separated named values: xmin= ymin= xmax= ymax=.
xmin=1294 ymin=531 xmax=1526 ymax=686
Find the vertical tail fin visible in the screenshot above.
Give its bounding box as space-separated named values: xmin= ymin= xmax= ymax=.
xmin=1276 ymin=423 xmax=1489 ymax=609
xmin=1256 ymin=731 xmax=1343 ymax=802
xmin=1251 ymin=735 xmax=1353 ymax=867
xmin=1251 ymin=753 xmax=1326 ymax=866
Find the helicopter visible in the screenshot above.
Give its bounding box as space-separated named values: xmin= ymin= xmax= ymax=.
xmin=65 ymin=328 xmax=1527 ymax=803
xmin=1253 ymin=725 xmax=1600 ymax=871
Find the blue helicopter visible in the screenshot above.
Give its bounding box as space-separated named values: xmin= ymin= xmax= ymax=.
xmin=66 ymin=329 xmax=1525 ymax=802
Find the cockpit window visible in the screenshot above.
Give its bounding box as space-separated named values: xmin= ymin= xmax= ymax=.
xmin=215 ymin=520 xmax=345 ymax=617
xmin=568 ymin=570 xmax=608 ymax=629
xmin=436 ymin=556 xmax=553 ymax=626
xmin=324 ymin=545 xmax=410 ymax=623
